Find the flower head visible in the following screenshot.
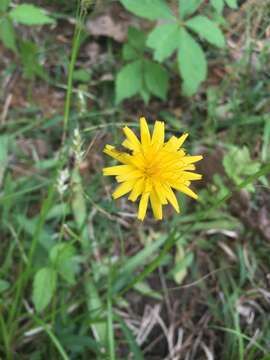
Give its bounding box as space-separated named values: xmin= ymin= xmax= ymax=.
xmin=103 ymin=117 xmax=203 ymax=221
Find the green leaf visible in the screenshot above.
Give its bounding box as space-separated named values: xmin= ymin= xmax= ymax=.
xmin=120 ymin=0 xmax=173 ymax=20
xmin=134 ymin=281 xmax=162 ymax=300
xmin=122 ymin=43 xmax=139 ymax=61
xmin=122 ymin=27 xmax=146 ymax=61
xmin=73 ymin=69 xmax=91 ymax=83
xmin=50 ymin=244 xmax=78 ymax=285
xmin=225 ymin=0 xmax=238 ymax=9
xmin=186 ymin=15 xmax=226 ymax=48
xmin=147 ymin=23 xmax=180 ymax=62
xmin=0 ymin=0 xmax=10 ymax=12
xmin=144 ymin=60 xmax=169 ymax=100
xmin=177 ymin=28 xmax=207 ymax=95
xmin=0 ymin=279 xmax=10 ymax=293
xmin=210 ymin=0 xmax=225 ymax=13
xmin=9 ymin=4 xmax=55 ymax=26
xmin=128 ymin=26 xmax=146 ymax=50
xmin=178 ymin=0 xmax=203 ymax=19
xmin=117 ymin=315 xmax=145 ymax=360
xmin=33 ymin=267 xmax=57 ymax=312
xmin=0 ymin=18 xmax=16 ymax=52
xmin=19 ymin=41 xmax=44 ymax=80
xmin=112 ymin=235 xmax=167 ymax=294
xmin=115 ymin=60 xmax=142 ymax=104
xmin=223 ymin=146 xmax=260 ymax=192
xmin=171 ymin=244 xmax=194 ymax=284
xmin=140 ymin=88 xmax=150 ymax=104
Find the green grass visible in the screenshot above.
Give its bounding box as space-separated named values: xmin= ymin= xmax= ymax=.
xmin=0 ymin=0 xmax=270 ymax=359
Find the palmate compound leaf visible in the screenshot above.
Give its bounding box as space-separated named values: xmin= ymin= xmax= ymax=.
xmin=144 ymin=60 xmax=169 ymax=100
xmin=120 ymin=0 xmax=174 ymax=20
xmin=116 ymin=60 xmax=142 ymax=104
xmin=146 ymin=23 xmax=180 ymax=62
xmin=177 ymin=28 xmax=207 ymax=96
xmin=178 ymin=0 xmax=203 ymax=19
xmin=9 ymin=4 xmax=55 ymax=26
xmin=33 ymin=267 xmax=57 ymax=312
xmin=186 ymin=15 xmax=226 ymax=48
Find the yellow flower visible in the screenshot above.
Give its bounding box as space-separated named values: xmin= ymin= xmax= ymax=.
xmin=103 ymin=117 xmax=203 ymax=221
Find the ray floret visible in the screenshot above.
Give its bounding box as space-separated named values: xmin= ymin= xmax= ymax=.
xmin=103 ymin=117 xmax=203 ymax=221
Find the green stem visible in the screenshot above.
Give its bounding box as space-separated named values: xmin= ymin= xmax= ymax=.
xmin=62 ymin=5 xmax=85 ymax=141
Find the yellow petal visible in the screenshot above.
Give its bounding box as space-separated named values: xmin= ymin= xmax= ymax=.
xmin=151 ymin=121 xmax=164 ymax=148
xmin=153 ymin=182 xmax=168 ymax=205
xmin=123 ymin=126 xmax=141 ymax=151
xmin=183 ymin=155 xmax=203 ymax=164
xmin=128 ymin=178 xmax=145 ymax=201
xmin=138 ymin=192 xmax=150 ymax=221
xmin=103 ymin=165 xmax=132 ymax=176
xmin=150 ymin=190 xmax=163 ymax=220
xmin=179 ymin=164 xmax=196 ymax=171
xmin=162 ymin=184 xmax=180 ymax=213
xmin=140 ymin=117 xmax=151 ymax=146
xmin=112 ymin=180 xmax=135 ymax=199
xmin=173 ymin=183 xmax=198 ymax=199
xmin=116 ymin=170 xmax=142 ymax=182
xmin=176 ymin=133 xmax=189 ymax=148
xmin=181 ymin=171 xmax=202 ymax=181
xmin=103 ymin=145 xmax=130 ymax=164
xmin=163 ymin=136 xmax=178 ymax=151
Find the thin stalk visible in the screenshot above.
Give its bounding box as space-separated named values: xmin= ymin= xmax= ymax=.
xmin=62 ymin=4 xmax=86 ymax=141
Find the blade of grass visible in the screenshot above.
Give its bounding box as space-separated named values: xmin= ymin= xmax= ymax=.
xmin=107 ymin=274 xmax=115 ymax=360
xmin=116 ymin=314 xmax=145 ymax=360
xmin=211 ymin=326 xmax=267 ymax=353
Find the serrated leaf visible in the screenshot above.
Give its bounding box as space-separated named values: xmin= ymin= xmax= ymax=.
xmin=178 ymin=28 xmax=207 ymax=96
xmin=0 ymin=0 xmax=10 ymax=12
xmin=120 ymin=0 xmax=174 ymax=20
xmin=147 ymin=23 xmax=180 ymax=62
xmin=116 ymin=60 xmax=142 ymax=103
xmin=225 ymin=0 xmax=238 ymax=9
xmin=33 ymin=267 xmax=57 ymax=312
xmin=9 ymin=4 xmax=55 ymax=26
xmin=0 ymin=18 xmax=16 ymax=52
xmin=186 ymin=15 xmax=225 ymax=48
xmin=144 ymin=60 xmax=169 ymax=100
xmin=178 ymin=0 xmax=203 ymax=19
xmin=210 ymin=0 xmax=225 ymax=13
xmin=50 ymin=244 xmax=78 ymax=285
